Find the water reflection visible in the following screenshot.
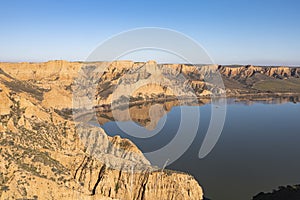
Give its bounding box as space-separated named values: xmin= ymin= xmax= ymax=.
xmin=99 ymin=96 xmax=300 ymax=200
xmin=97 ymin=96 xmax=299 ymax=129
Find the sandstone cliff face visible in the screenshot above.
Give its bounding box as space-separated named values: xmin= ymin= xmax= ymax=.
xmin=94 ymin=61 xmax=300 ymax=106
xmin=1 ymin=60 xmax=299 ymax=200
xmin=218 ymin=65 xmax=300 ymax=79
xmin=3 ymin=61 xmax=298 ymax=110
xmin=0 ymin=61 xmax=204 ymax=200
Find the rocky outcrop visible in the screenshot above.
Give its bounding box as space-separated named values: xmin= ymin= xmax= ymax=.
xmin=1 ymin=60 xmax=299 ymax=199
xmin=93 ymin=61 xmax=300 ymax=106
xmin=0 ymin=61 xmax=204 ymax=200
xmin=252 ymin=185 xmax=300 ymax=200
xmin=2 ymin=61 xmax=299 ymax=108
xmin=219 ymin=65 xmax=300 ymax=79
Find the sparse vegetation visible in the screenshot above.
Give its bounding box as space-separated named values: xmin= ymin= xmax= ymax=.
xmin=1 ymin=185 xmax=9 ymax=192
xmin=115 ymin=182 xmax=120 ymax=193
xmin=119 ymin=140 xmax=132 ymax=149
xmin=253 ymin=79 xmax=300 ymax=93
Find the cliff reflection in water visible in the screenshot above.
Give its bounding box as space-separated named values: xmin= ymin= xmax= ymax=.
xmin=96 ymin=96 xmax=299 ymax=129
xmin=99 ymin=97 xmax=300 ymax=200
xmin=96 ymin=98 xmax=209 ymax=130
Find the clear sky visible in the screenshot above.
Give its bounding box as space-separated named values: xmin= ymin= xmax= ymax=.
xmin=1 ymin=0 xmax=300 ymax=65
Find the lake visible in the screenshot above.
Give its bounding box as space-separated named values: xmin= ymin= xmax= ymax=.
xmin=101 ymin=98 xmax=300 ymax=200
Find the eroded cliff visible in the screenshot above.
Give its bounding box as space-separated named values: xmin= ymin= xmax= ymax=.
xmin=93 ymin=61 xmax=300 ymax=107
xmin=1 ymin=60 xmax=300 ymax=199
xmin=0 ymin=60 xmax=204 ymax=200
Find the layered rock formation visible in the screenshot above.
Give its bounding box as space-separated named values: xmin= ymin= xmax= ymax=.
xmin=94 ymin=61 xmax=300 ymax=108
xmin=0 ymin=60 xmax=203 ymax=200
xmin=1 ymin=60 xmax=300 ymax=199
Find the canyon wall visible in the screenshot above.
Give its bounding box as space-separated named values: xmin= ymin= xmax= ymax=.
xmin=0 ymin=60 xmax=204 ymax=200
xmin=1 ymin=60 xmax=299 ymax=199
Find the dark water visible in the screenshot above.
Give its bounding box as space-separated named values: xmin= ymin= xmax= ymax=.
xmin=102 ymin=100 xmax=300 ymax=200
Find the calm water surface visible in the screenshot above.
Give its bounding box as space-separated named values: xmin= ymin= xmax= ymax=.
xmin=102 ymin=100 xmax=300 ymax=200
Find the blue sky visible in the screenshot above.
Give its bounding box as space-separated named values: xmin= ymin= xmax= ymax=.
xmin=0 ymin=0 xmax=300 ymax=65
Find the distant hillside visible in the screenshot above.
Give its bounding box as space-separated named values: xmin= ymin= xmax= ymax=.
xmin=253 ymin=185 xmax=300 ymax=200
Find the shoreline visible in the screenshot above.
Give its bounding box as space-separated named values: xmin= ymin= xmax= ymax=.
xmin=94 ymin=92 xmax=300 ymax=111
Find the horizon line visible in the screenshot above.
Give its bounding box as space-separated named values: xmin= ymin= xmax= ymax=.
xmin=0 ymin=59 xmax=299 ymax=67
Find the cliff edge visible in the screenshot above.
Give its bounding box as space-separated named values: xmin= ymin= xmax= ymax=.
xmin=0 ymin=60 xmax=203 ymax=200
